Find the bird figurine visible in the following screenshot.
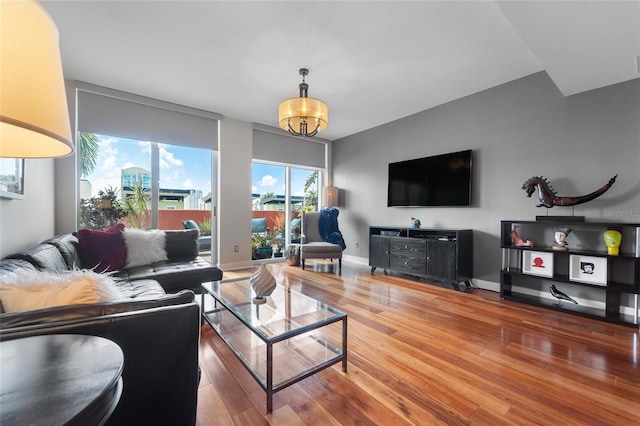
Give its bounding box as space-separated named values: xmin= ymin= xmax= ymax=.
xmin=550 ymin=284 xmax=578 ymax=305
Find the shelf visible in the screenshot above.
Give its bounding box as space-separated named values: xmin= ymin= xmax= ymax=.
xmin=501 ymin=244 xmax=639 ymax=259
xmin=502 ymin=269 xmax=635 ymax=290
xmin=501 ymin=219 xmax=640 ymax=328
xmin=502 ymin=293 xmax=637 ymax=327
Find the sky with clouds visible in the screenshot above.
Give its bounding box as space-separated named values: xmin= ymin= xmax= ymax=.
xmin=84 ymin=134 xmax=318 ymax=199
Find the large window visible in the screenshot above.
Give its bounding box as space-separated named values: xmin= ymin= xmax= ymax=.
xmin=79 ymin=133 xmax=214 ymax=257
xmin=75 ymin=84 xmax=220 ymax=260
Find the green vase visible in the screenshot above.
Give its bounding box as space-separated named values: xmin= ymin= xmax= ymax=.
xmin=603 ymin=229 xmax=622 ymax=256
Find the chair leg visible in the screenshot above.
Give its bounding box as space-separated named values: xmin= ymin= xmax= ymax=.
xmin=338 ymin=258 xmax=342 ymax=274
xmin=301 ymin=259 xmax=305 ymax=270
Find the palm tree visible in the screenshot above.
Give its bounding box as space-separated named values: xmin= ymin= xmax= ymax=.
xmin=79 ymin=132 xmax=99 ymax=178
xmin=303 ymin=171 xmax=318 ymax=211
xmin=303 ymin=171 xmax=317 ymax=193
xmin=123 ymin=181 xmax=150 ymax=228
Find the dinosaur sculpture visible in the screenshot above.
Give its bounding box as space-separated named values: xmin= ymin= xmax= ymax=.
xmin=521 ymin=175 xmax=618 ymax=208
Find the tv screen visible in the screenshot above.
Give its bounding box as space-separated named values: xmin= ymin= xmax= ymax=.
xmin=387 ymin=150 xmax=472 ymax=207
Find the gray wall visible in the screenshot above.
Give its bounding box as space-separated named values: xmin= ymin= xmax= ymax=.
xmin=332 ymin=72 xmax=640 ymax=289
xmin=0 ymin=159 xmax=56 ymax=256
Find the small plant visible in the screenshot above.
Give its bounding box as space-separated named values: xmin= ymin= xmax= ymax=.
xmin=198 ymin=218 xmax=212 ymax=236
xmin=253 ymin=229 xmax=272 ymax=248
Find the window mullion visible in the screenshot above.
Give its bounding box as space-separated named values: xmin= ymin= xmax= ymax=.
xmin=151 ymin=143 xmax=160 ymax=229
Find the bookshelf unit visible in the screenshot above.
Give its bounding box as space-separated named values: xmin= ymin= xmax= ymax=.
xmin=500 ymin=220 xmax=640 ymax=327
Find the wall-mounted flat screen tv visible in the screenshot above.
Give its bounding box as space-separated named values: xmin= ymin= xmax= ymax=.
xmin=387 ymin=149 xmax=472 ymax=207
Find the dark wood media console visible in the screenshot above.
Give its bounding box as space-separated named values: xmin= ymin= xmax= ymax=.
xmin=369 ymin=226 xmax=473 ymax=291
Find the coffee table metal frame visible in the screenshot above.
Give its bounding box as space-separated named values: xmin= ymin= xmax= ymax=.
xmin=201 ymin=276 xmax=347 ymax=412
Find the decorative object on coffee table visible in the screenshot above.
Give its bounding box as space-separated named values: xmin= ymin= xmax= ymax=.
xmin=552 ymin=227 xmax=571 ymax=251
xmin=521 ymin=174 xmax=617 ymax=208
xmin=410 ymin=217 xmax=421 ymax=229
xmin=603 ymin=229 xmax=622 ymax=256
xmin=510 ymin=224 xmax=534 ymax=247
xmin=250 ymin=264 xmax=276 ymax=304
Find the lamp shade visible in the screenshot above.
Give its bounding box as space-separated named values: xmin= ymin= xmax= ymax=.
xmin=278 ymin=68 xmax=328 ymax=137
xmin=0 ymin=0 xmax=73 ymax=158
xmin=278 ymin=97 xmax=328 ymax=134
xmin=323 ymin=185 xmax=339 ymax=207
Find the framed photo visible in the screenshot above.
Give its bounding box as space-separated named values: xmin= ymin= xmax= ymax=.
xmin=522 ymin=250 xmax=554 ymax=278
xmin=570 ymin=255 xmax=607 ymax=286
xmin=0 ymin=158 xmax=25 ymax=199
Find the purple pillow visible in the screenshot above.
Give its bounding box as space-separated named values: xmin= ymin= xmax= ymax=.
xmin=77 ymin=223 xmax=127 ymax=273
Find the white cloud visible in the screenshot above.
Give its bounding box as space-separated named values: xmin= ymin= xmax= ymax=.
xmin=159 ymin=145 xmax=183 ymax=169
xmin=182 ymin=179 xmax=193 ymax=189
xmin=258 ymin=175 xmax=277 ymax=187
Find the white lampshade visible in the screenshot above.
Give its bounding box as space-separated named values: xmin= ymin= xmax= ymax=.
xmin=323 ymin=185 xmax=339 ymax=207
xmin=0 ymin=0 xmax=73 ymax=158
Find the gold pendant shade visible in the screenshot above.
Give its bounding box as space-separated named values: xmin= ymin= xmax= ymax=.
xmin=278 ymin=68 xmax=328 ymax=138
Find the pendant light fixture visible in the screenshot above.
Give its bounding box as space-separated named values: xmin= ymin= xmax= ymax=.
xmin=278 ymin=68 xmax=328 ymax=138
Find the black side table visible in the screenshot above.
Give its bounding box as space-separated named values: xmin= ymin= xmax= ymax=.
xmin=0 ymin=334 xmax=124 ymax=426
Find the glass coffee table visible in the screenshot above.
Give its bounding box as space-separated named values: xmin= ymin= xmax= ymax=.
xmin=201 ymin=276 xmax=347 ymax=412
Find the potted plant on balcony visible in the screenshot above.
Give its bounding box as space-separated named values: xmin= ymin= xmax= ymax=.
xmin=252 ymin=229 xmax=273 ymax=259
xmin=272 ymin=213 xmax=286 ymax=258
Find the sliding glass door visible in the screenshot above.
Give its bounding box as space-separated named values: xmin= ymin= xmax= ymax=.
xmin=251 ymin=161 xmax=320 ymax=259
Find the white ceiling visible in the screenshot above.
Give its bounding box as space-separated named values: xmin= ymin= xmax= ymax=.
xmin=41 ymin=0 xmax=640 ymax=141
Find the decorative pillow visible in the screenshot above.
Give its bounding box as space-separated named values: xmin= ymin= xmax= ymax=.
xmin=77 ymin=223 xmax=127 ymax=273
xmin=123 ymin=228 xmax=168 ymax=268
xmin=165 ymin=229 xmax=199 ymax=261
xmin=0 ymin=270 xmax=124 ymax=313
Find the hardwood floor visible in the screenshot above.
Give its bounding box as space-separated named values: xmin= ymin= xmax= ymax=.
xmin=196 ymin=260 xmax=639 ymax=425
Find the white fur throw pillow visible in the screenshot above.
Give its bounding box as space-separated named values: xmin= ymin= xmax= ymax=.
xmin=0 ymin=270 xmax=124 ymax=313
xmin=123 ymin=228 xmax=168 ymax=268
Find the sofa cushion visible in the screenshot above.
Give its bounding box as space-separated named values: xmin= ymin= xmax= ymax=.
xmin=5 ymin=243 xmax=69 ymax=273
xmin=0 ymin=278 xmax=99 ymax=312
xmin=44 ymin=234 xmax=82 ymax=270
xmin=123 ymin=228 xmax=168 ymax=268
xmin=0 ymin=270 xmax=124 ymax=313
xmin=0 ymin=289 xmax=192 ymax=329
xmin=113 ymin=278 xmax=166 ymax=300
xmin=0 ymin=259 xmax=37 ymax=281
xmin=114 ymin=257 xmax=222 ymax=293
xmin=165 ymin=229 xmax=199 ymax=261
xmin=77 ymin=223 xmax=127 ymax=273
xmin=181 ymin=220 xmax=200 ymax=233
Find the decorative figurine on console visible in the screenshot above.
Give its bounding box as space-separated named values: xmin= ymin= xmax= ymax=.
xmin=410 ymin=217 xmax=421 ymax=229
xmin=510 ymin=225 xmax=534 ymax=247
xmin=552 ymin=227 xmax=572 ymax=251
xmin=521 ymin=175 xmax=617 ymax=208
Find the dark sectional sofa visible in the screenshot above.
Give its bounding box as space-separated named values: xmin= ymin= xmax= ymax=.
xmin=0 ymin=229 xmax=223 ymax=425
